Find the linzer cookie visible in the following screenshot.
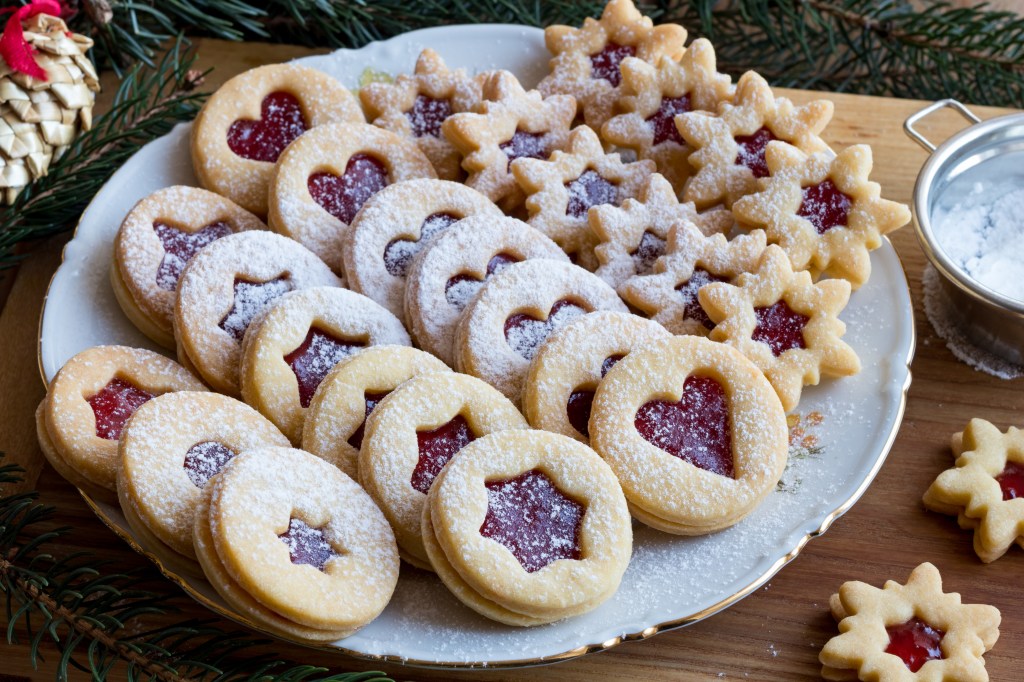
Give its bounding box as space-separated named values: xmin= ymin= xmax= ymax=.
xmin=191 ymin=64 xmax=363 ymax=217
xmin=537 ymin=0 xmax=686 ymax=129
xmin=239 ymin=287 xmax=411 ymax=445
xmin=37 ymin=345 xmax=205 ymax=497
xmin=358 ymin=372 xmax=528 ymax=569
xmin=111 ymin=186 xmax=266 ymax=349
xmin=589 ymin=335 xmax=788 ymax=534
xmin=676 ymin=71 xmax=833 ymax=209
xmin=267 ymin=122 xmax=436 ymax=274
xmin=403 ymin=215 xmax=568 ymax=366
xmin=423 ymin=430 xmax=632 ymax=625
xmin=732 ymin=142 xmax=911 ymax=288
xmin=453 ymin=259 xmax=628 ymax=404
xmin=303 ymin=346 xmax=451 ymax=480
xmin=360 ymin=49 xmax=484 ymax=180
xmin=699 ymin=246 xmax=859 ymax=412
xmin=342 ymin=179 xmax=501 ymax=319
xmin=522 ymin=311 xmax=670 ymax=443
xmin=442 ymin=70 xmax=575 ymax=211
xmin=174 ymin=231 xmax=342 ymax=396
xmin=511 ymin=125 xmax=656 ymax=269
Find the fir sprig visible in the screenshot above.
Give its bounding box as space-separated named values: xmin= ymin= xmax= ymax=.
xmin=0 ymin=458 xmax=392 ymax=681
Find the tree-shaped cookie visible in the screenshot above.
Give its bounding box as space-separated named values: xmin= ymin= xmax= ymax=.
xmin=733 ymin=142 xmax=911 ymax=289
xmin=676 ymin=71 xmax=833 ymax=209
xmin=511 ymin=125 xmax=655 ymax=270
xmin=360 ymin=49 xmax=484 ymax=181
xmin=537 ymin=0 xmax=686 ymax=129
xmin=924 ymin=418 xmax=1024 ymax=563
xmin=619 ymin=221 xmax=765 ymax=336
xmin=442 ymin=70 xmax=576 ymax=212
xmin=600 ymin=40 xmax=733 ymax=194
xmin=820 ymin=563 xmax=1001 ymax=681
xmin=699 ymin=245 xmax=860 ymax=412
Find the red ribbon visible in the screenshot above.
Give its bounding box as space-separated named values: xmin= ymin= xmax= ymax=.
xmin=0 ymin=0 xmax=63 ymax=80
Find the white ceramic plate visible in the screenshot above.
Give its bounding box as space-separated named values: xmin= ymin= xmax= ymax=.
xmin=38 ymin=24 xmax=915 ymax=668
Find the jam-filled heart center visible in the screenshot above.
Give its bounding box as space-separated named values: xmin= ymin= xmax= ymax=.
xmin=278 ymin=518 xmax=340 ymax=572
xmin=218 ymin=276 xmax=294 ymax=342
xmin=647 ymin=94 xmax=690 ymax=146
xmin=752 ymin=300 xmax=809 ymax=357
xmin=733 ymin=126 xmax=777 ymax=179
xmin=565 ymin=169 xmax=618 ymax=219
xmin=675 ymin=268 xmax=728 ymax=330
xmin=635 ymin=375 xmax=734 ymax=478
xmin=183 ymin=441 xmax=236 ymax=489
xmin=87 ymin=377 xmax=154 ymax=441
xmin=154 ymin=221 xmax=232 ymax=292
xmin=411 ymin=414 xmax=476 ymax=494
xmin=383 ymin=212 xmax=460 ymax=278
xmin=226 ymin=91 xmax=307 ymax=163
xmin=589 ymin=42 xmax=636 ymax=87
xmin=566 ymin=354 xmax=625 ymax=439
xmin=346 ymin=391 xmax=389 ymax=451
xmin=885 ymin=617 xmax=945 ymax=672
xmin=798 ymin=178 xmax=852 ymax=234
xmin=285 ymin=326 xmax=366 ymax=408
xmin=308 ymin=153 xmax=389 ymax=225
xmin=445 ymin=252 xmax=520 ymax=309
xmin=500 ymin=129 xmax=549 ymax=170
xmin=997 ymin=461 xmax=1024 ymax=501
xmin=406 ymin=94 xmax=452 ymax=138
xmin=504 ymin=299 xmax=589 ymax=361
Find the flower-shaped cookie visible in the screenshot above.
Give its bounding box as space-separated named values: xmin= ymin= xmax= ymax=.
xmin=538 ymin=0 xmax=686 ymax=128
xmin=600 ymin=40 xmax=733 ymax=193
xmin=699 ymin=246 xmax=860 ymax=412
xmin=360 ymin=49 xmax=484 ymax=180
xmin=733 ymin=142 xmax=911 ymax=288
xmin=923 ymin=418 xmax=1024 ymax=563
xmin=820 ymin=563 xmax=1001 ymax=681
xmin=676 ymin=71 xmax=833 ymax=209
xmin=442 ymin=71 xmax=576 ymax=211
xmin=591 ymin=173 xmax=734 ymax=291
xmin=511 ymin=125 xmax=655 ymax=270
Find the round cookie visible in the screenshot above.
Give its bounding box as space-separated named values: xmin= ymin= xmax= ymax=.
xmin=302 ymin=346 xmax=451 ymax=480
xmin=267 ymin=123 xmax=436 ymax=274
xmin=358 ymin=372 xmax=528 ymax=569
xmin=173 ymin=231 xmax=342 ymax=396
xmin=207 ymin=447 xmax=399 ymax=633
xmin=424 ymin=430 xmax=632 ymax=626
xmin=239 ymin=287 xmax=411 ymax=444
xmin=191 ymin=63 xmax=363 ymax=217
xmin=111 ymin=186 xmax=266 ymax=349
xmin=521 ymin=311 xmax=670 ymax=442
xmin=589 ymin=335 xmax=788 ymax=535
xmin=453 ymin=259 xmax=628 ymax=404
xmin=40 ymin=345 xmax=206 ymax=494
xmin=342 ymin=179 xmax=502 ymax=320
xmin=404 ymin=215 xmax=569 ymax=366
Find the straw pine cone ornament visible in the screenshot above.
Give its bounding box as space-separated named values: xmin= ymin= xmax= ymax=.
xmin=0 ymin=6 xmax=99 ymax=203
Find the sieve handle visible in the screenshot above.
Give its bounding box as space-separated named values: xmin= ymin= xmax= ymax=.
xmin=903 ymin=99 xmax=981 ymax=153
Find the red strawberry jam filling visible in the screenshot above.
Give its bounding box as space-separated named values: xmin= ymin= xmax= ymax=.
xmin=308 ymin=153 xmax=389 ymax=225
xmin=383 ymin=212 xmax=460 ymax=278
xmin=226 ymin=91 xmax=307 ymax=163
xmin=411 ymin=414 xmax=476 ymax=494
xmin=445 ymin=253 xmax=520 ymax=309
xmin=630 ymin=230 xmax=667 ymax=275
xmin=589 ymin=42 xmax=636 ymax=87
xmin=675 ymin=268 xmax=727 ymax=330
xmin=798 ymin=179 xmax=852 ymax=234
xmin=480 ymin=469 xmax=584 ymax=573
xmin=278 ymin=518 xmax=340 ymax=572
xmin=733 ymin=126 xmax=777 ymax=179
xmin=635 ymin=375 xmax=734 ymax=478
xmin=183 ymin=441 xmax=236 ymax=488
xmin=646 ymin=94 xmax=690 ymax=146
xmin=752 ymin=300 xmax=809 ymax=357
xmin=566 ymin=354 xmax=626 ymax=438
xmin=504 ymin=299 xmax=588 ymax=361
xmin=284 ymin=326 xmax=366 ymax=408
xmin=996 ymin=461 xmax=1024 ymax=501
xmin=346 ymin=391 xmax=389 ymax=451
xmin=565 ymin=169 xmax=618 ymax=219
xmin=87 ymin=377 xmax=154 ymax=441
xmin=499 ymin=129 xmax=548 ymax=170
xmin=153 ymin=221 xmax=232 ymax=292
xmin=218 ymin=276 xmax=293 ymax=342
xmin=406 ymin=94 xmax=452 ymax=138
xmin=885 ymin=617 xmax=944 ymax=672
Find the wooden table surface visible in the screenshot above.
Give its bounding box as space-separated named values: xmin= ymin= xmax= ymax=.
xmin=1 ymin=38 xmax=1021 ymax=681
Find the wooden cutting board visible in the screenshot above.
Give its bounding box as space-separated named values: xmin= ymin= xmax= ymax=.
xmin=0 ymin=37 xmax=1021 ymax=681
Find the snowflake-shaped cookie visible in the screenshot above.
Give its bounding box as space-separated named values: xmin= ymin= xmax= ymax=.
xmin=442 ymin=70 xmax=576 ymax=212
xmin=699 ymin=245 xmax=860 ymax=412
xmin=923 ymin=418 xmax=1024 ymax=563
xmin=511 ymin=124 xmax=656 ymax=270
xmin=732 ymin=142 xmax=911 ymax=289
xmin=360 ymin=49 xmax=484 ymax=181
xmin=820 ymin=562 xmax=1001 ymax=682
xmin=676 ymin=71 xmax=833 ymax=209
xmin=593 ymin=173 xmax=735 ymax=291
xmin=537 ymin=0 xmax=687 ymax=129
xmin=600 ymin=39 xmax=733 ymax=194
